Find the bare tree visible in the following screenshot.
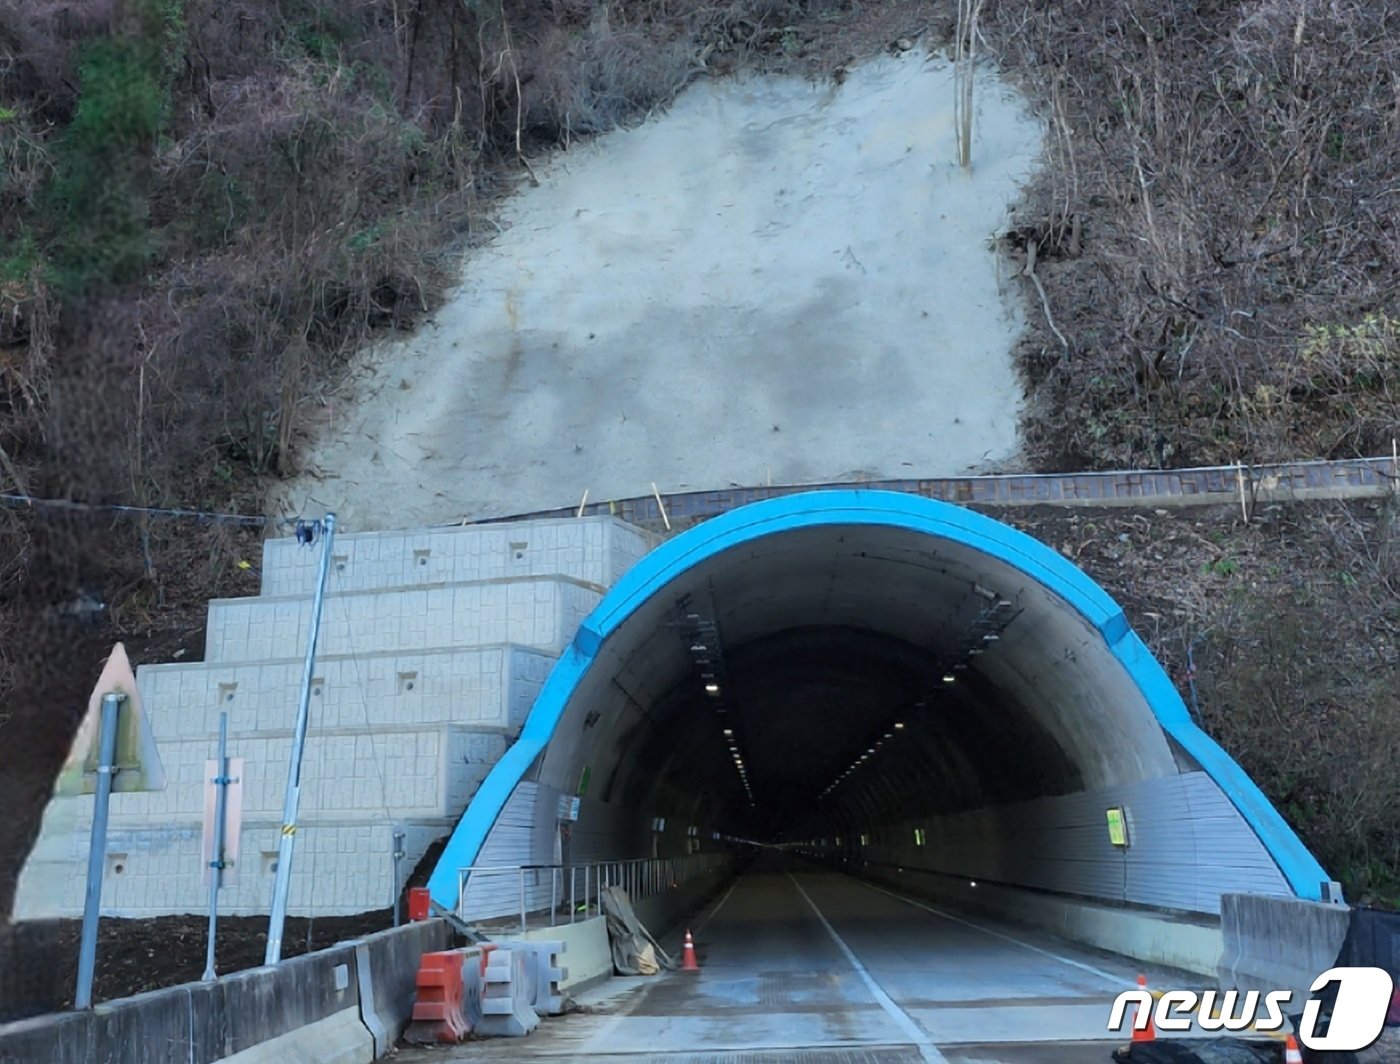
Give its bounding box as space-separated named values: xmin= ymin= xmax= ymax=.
xmin=953 ymin=0 xmax=986 ymax=171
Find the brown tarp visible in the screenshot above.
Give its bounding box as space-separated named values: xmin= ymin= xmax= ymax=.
xmin=599 ymin=885 xmax=677 ymax=976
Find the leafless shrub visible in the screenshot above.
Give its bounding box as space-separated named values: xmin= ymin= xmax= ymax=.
xmin=984 ymin=0 xmax=1400 ymax=470
xmin=1190 ymin=502 xmax=1400 ymax=901
xmin=952 ymin=0 xmax=985 ymax=170
xmin=525 ymin=17 xmax=699 ymax=141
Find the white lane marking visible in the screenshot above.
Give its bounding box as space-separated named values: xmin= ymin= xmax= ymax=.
xmin=856 ymin=879 xmax=1127 ymax=987
xmin=788 ymin=873 xmax=951 ymax=1064
xmin=693 ymin=877 xmax=739 ymax=934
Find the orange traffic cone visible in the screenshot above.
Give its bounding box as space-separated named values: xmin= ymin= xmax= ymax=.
xmin=1131 ymin=974 xmax=1156 ymax=1043
xmin=1284 ymin=1034 xmax=1303 ymax=1064
xmin=681 ymin=930 xmax=700 ymax=972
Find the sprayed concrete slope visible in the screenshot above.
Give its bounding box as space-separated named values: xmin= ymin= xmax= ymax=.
xmin=277 ymin=49 xmax=1043 ymax=530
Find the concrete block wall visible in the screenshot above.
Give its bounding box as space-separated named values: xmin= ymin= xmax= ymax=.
xmin=204 ymin=578 xmax=603 ymax=662
xmin=14 ymin=517 xmax=655 ymax=921
xmin=259 ymin=516 xmax=656 ymax=598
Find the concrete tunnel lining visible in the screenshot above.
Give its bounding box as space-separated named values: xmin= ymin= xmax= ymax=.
xmin=427 ymin=490 xmax=1328 ymax=910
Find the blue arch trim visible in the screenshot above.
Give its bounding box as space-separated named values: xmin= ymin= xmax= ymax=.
xmin=427 ymin=490 xmax=1327 ymax=907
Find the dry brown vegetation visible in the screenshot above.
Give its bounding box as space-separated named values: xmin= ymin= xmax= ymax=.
xmin=984 ymin=0 xmax=1400 ymax=470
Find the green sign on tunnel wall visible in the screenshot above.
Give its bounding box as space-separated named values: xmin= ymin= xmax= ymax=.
xmin=578 ymin=765 xmax=591 ymax=796
xmin=1107 ymin=807 xmax=1129 ymax=847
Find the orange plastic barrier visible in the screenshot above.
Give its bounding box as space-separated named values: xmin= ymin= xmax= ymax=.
xmin=405 ymin=950 xmax=470 ymax=1044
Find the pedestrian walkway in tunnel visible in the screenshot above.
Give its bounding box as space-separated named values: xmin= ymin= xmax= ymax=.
xmin=405 ymin=860 xmax=1214 ymax=1063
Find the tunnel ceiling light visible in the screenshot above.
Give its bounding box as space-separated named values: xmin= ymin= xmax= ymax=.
xmin=705 ymin=683 xmax=720 ymax=694
xmin=925 ymin=592 xmax=1022 ymax=697
xmin=895 ymin=721 xmax=905 ymax=729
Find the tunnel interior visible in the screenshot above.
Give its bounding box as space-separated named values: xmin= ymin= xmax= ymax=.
xmin=430 ymin=492 xmax=1326 ymax=914
xmin=540 ymin=521 xmax=1178 ymax=847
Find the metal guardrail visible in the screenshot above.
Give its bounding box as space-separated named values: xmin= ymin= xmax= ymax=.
xmin=457 ymin=854 xmax=729 ymax=933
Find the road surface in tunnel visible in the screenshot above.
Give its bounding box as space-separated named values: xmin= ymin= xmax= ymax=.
xmin=412 ymin=861 xmax=1214 ymax=1063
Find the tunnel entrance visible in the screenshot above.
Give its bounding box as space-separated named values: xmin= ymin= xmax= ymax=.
xmin=429 ymin=491 xmax=1327 ymax=918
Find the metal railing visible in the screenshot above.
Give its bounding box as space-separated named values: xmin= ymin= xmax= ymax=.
xmin=457 ymin=853 xmax=729 ymax=933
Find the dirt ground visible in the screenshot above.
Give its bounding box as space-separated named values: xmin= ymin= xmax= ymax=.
xmin=0 ymin=910 xmax=392 ymax=1020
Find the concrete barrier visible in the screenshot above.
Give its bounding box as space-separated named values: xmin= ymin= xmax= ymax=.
xmin=476 ymin=947 xmax=539 ymax=1037
xmin=0 ymin=919 xmax=454 ymax=1064
xmin=1218 ymin=892 xmax=1351 ymax=1002
xmin=482 ymin=869 xmax=731 ymax=991
xmin=856 ymin=864 xmax=1224 ymax=977
xmin=493 ymin=917 xmax=610 ymax=993
xmin=219 ymin=1008 xmax=372 ymax=1064
xmin=343 ymin=918 xmax=453 ymax=1052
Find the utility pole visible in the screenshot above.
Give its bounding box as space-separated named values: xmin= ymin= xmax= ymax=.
xmin=63 ymin=642 xmax=165 ymax=1009
xmin=74 ymin=693 xmax=122 ymax=1009
xmin=265 ymin=513 xmax=336 ymax=964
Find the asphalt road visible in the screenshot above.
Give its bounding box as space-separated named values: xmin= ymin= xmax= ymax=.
xmin=404 ymin=866 xmax=1214 ymax=1063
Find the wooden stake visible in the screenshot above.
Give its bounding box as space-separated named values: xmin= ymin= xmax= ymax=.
xmin=1236 ymin=462 xmax=1249 ymax=523
xmin=576 ymin=488 xmax=589 ymax=518
xmin=651 ymin=482 xmax=671 ymax=531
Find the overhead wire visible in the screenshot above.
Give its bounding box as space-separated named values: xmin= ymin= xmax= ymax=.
xmin=0 ymin=491 xmax=299 ymax=528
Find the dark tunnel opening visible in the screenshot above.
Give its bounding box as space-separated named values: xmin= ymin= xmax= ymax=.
xmin=543 ymin=521 xmax=1179 ymax=854
xmin=610 ymin=624 xmax=1086 ymax=842
xmin=434 ymin=494 xmax=1323 ymax=916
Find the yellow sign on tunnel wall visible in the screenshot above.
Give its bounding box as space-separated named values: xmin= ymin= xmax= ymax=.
xmin=1106 ymin=807 xmax=1129 ymax=848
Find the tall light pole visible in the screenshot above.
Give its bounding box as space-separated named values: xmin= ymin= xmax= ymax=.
xmin=265 ymin=513 xmax=336 ymax=964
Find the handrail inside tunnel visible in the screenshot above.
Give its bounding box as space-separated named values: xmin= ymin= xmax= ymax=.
xmin=426 ymin=489 xmax=1328 ymax=914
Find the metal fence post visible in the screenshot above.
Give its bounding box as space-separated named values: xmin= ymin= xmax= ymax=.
xmin=202 ymin=711 xmax=230 ymax=982
xmin=74 ymin=692 xmax=122 ymax=1010
xmin=391 ymin=828 xmax=405 ymax=927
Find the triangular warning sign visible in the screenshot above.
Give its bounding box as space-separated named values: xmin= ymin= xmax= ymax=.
xmin=55 ymin=643 xmax=166 ymax=796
